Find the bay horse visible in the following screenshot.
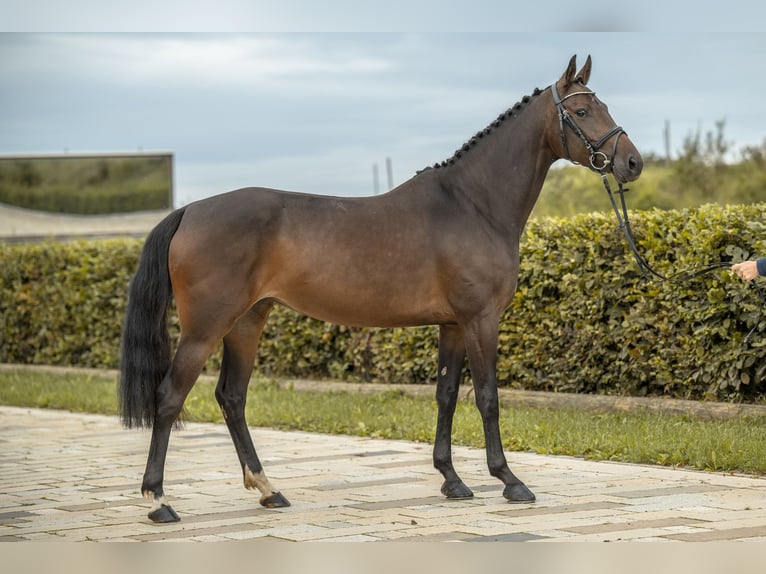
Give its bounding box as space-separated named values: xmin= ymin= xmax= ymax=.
xmin=119 ymin=55 xmax=643 ymax=523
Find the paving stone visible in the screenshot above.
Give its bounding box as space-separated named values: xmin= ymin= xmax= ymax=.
xmin=563 ymin=516 xmax=708 ymax=534
xmin=494 ymin=500 xmax=628 ymax=517
xmin=610 ymin=484 xmax=729 ymax=499
xmin=0 ymin=511 xmax=36 ymax=523
xmin=3 ymin=405 xmax=766 ymax=542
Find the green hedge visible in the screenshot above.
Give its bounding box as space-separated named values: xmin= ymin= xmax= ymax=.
xmin=2 ymin=203 xmax=765 ymax=401
xmin=505 ymin=204 xmax=766 ymax=401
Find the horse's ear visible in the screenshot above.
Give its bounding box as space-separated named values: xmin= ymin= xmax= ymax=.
xmin=575 ymin=55 xmax=592 ymax=86
xmin=560 ymin=54 xmax=578 ymax=88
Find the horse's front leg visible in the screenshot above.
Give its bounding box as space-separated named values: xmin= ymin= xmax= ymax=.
xmin=463 ymin=312 xmax=535 ymax=504
xmin=434 ymin=324 xmax=473 ymax=499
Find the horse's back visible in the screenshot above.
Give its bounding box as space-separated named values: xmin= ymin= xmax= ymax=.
xmin=172 ymin=185 xmax=433 ymax=263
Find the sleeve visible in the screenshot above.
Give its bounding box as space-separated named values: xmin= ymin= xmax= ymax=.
xmin=757 ymin=257 xmax=766 ymax=277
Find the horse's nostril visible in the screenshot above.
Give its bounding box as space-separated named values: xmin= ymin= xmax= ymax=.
xmin=628 ymin=155 xmax=642 ymax=174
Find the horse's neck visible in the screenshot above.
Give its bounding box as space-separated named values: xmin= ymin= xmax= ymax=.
xmin=445 ymin=105 xmax=556 ymax=236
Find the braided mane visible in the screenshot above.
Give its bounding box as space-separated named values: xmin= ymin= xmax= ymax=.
xmin=418 ymin=86 xmax=546 ymax=174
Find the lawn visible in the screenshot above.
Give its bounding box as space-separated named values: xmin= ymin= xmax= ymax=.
xmin=2 ymin=367 xmax=766 ymax=475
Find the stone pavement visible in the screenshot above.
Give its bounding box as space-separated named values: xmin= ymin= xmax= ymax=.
xmin=2 ymin=405 xmax=766 ymax=543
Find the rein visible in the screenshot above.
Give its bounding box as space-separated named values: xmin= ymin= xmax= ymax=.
xmin=599 ymin=173 xmax=732 ymax=283
xmin=552 ymin=81 xmax=765 ymax=342
xmin=599 ymin=173 xmax=766 ymax=343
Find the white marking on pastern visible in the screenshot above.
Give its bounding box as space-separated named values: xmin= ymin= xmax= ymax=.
xmin=143 ymin=490 xmax=168 ymax=511
xmin=244 ymin=465 xmax=279 ymax=503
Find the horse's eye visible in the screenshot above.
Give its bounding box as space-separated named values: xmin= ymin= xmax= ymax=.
xmin=575 ymin=109 xmax=588 ymax=118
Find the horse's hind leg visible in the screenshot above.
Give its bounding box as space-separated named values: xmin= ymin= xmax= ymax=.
xmin=434 ymin=324 xmax=474 ymax=499
xmin=141 ymin=334 xmax=219 ymax=523
xmin=215 ymin=301 xmax=290 ymax=508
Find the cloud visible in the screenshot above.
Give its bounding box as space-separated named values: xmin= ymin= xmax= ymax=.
xmin=34 ymin=34 xmax=393 ymax=90
xmin=3 ymin=33 xmax=766 ymax=204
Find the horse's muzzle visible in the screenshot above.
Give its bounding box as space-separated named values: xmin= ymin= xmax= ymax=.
xmin=613 ymin=150 xmax=643 ymax=184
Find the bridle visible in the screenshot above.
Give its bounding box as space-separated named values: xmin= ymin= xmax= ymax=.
xmin=551 ymin=82 xmax=765 ymax=342
xmin=550 ymin=81 xmax=659 ymax=277
xmin=551 ymin=81 xmax=625 ymax=174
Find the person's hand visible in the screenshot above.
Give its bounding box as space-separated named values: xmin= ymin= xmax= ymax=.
xmin=732 ymin=261 xmax=760 ymax=281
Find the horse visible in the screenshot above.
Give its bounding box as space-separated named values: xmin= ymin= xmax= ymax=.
xmin=119 ymin=55 xmax=643 ymax=523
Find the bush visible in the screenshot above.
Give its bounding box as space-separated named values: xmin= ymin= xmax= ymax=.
xmin=502 ymin=204 xmax=766 ymax=401
xmin=1 ymin=240 xmax=139 ymax=367
xmin=2 ymin=203 xmax=765 ymax=401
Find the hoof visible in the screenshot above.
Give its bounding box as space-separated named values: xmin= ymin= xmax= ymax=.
xmin=260 ymin=491 xmax=291 ymax=508
xmin=503 ymin=482 xmax=536 ymax=504
xmin=441 ymin=480 xmax=474 ymax=500
xmin=148 ymin=503 xmax=181 ymax=523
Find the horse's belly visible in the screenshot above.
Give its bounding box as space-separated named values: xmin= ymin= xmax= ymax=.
xmin=266 ymin=274 xmax=452 ymax=328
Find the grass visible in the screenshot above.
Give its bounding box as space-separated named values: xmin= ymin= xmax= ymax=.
xmin=2 ymin=367 xmax=766 ymax=475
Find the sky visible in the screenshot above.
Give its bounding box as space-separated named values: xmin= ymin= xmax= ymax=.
xmin=2 ymin=28 xmax=766 ymax=206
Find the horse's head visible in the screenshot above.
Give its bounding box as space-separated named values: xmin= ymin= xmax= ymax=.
xmin=549 ymin=55 xmax=643 ymax=184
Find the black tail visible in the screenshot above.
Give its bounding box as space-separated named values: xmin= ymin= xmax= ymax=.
xmin=119 ymin=208 xmax=186 ymax=429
